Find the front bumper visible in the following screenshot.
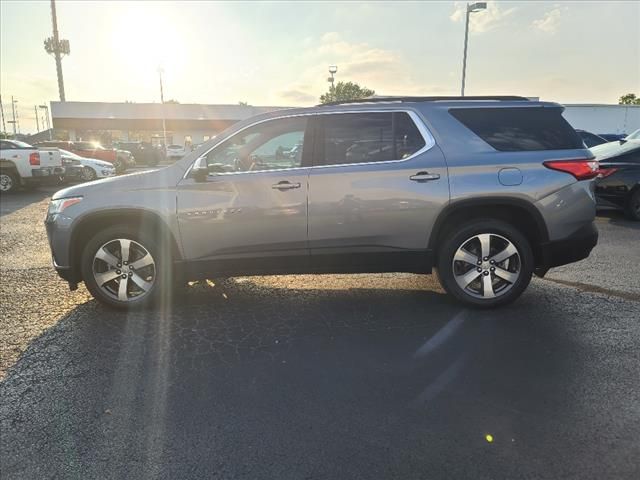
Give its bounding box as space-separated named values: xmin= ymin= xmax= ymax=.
xmin=31 ymin=166 xmax=64 ymax=177
xmin=45 ymin=213 xmax=79 ymax=283
xmin=539 ymin=222 xmax=598 ymax=269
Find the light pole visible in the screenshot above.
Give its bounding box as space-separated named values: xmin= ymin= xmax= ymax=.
xmin=158 ymin=66 xmax=167 ymax=150
xmin=460 ymin=2 xmax=487 ymax=96
xmin=327 ymin=65 xmax=338 ymax=89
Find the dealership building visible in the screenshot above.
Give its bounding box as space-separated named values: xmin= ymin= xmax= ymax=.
xmin=49 ymin=101 xmax=289 ymax=146
xmin=48 ymin=100 xmax=639 ymax=148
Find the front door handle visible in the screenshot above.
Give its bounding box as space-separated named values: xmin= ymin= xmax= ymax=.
xmin=410 ymin=172 xmax=440 ymax=182
xmin=272 ymin=181 xmax=301 ymax=191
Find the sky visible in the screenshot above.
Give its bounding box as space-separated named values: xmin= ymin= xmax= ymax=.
xmin=1 ymin=0 xmax=639 ymax=133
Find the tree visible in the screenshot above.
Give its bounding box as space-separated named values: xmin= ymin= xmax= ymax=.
xmin=319 ymin=81 xmax=375 ymax=104
xmin=618 ymin=93 xmax=640 ymax=105
xmin=164 ymin=99 xmax=180 ymax=104
xmin=238 ymin=101 xmax=249 ymax=106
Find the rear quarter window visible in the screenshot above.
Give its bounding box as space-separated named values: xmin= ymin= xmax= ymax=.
xmin=450 ymin=107 xmax=583 ymax=151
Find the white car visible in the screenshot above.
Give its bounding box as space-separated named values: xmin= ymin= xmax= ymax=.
xmin=59 ymin=149 xmax=116 ymax=181
xmin=166 ymin=144 xmax=186 ymax=159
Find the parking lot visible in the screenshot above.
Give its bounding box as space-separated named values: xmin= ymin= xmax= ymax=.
xmin=1 ymin=187 xmax=639 ymax=479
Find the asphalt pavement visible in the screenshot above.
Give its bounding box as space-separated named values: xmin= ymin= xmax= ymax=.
xmin=1 ymin=188 xmax=639 ymax=479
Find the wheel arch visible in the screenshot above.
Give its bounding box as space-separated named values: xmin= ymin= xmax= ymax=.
xmin=428 ymin=197 xmax=549 ymax=265
xmin=68 ymin=208 xmax=182 ymax=282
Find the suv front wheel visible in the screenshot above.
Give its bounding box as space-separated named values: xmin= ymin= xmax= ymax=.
xmin=436 ymin=219 xmax=534 ymax=308
xmin=81 ymin=224 xmax=173 ymax=309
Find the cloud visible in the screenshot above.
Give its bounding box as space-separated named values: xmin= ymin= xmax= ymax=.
xmin=275 ymin=32 xmax=452 ymax=104
xmin=450 ymin=1 xmax=517 ymax=33
xmin=278 ymin=87 xmax=316 ymax=104
xmin=532 ymin=6 xmax=566 ymax=34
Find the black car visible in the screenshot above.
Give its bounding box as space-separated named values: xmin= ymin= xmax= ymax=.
xmin=576 ymin=129 xmax=608 ymax=148
xmin=113 ymin=141 xmax=162 ymax=166
xmin=592 ymin=138 xmax=640 ymax=220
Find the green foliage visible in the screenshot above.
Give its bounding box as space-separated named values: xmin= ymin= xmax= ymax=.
xmin=319 ymin=81 xmax=375 ymax=104
xmin=618 ymin=93 xmax=640 ymax=105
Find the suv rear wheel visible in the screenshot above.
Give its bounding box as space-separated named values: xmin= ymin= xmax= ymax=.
xmin=436 ymin=219 xmax=534 ymax=308
xmin=81 ymin=224 xmax=173 ymax=309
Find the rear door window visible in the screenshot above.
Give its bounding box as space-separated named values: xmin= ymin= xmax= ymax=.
xmin=316 ymin=112 xmax=426 ymax=166
xmin=450 ymin=107 xmax=583 ymax=151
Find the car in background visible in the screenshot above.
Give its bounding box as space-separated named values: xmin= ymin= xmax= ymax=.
xmin=35 ymin=141 xmax=131 ymax=174
xmin=0 ymin=139 xmax=64 ymax=192
xmin=592 ymin=137 xmax=640 ymax=220
xmin=576 ymin=129 xmax=608 ymax=148
xmin=114 ymin=141 xmax=162 ymax=166
xmin=59 ymin=149 xmax=116 ymax=181
xmin=598 ymin=133 xmax=627 ymax=142
xmin=166 ymin=144 xmax=186 ymax=160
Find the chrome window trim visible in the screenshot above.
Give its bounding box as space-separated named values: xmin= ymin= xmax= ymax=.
xmin=183 ymin=109 xmax=436 ymax=179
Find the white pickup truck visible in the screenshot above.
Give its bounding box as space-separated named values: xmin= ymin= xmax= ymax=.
xmin=0 ymin=139 xmax=64 ymax=193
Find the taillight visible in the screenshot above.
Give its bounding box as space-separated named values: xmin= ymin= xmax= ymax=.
xmin=598 ymin=167 xmax=618 ymax=178
xmin=29 ymin=152 xmax=40 ymax=166
xmin=543 ymin=158 xmax=599 ymax=180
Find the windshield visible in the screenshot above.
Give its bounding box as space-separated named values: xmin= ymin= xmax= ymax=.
xmin=12 ymin=140 xmax=33 ymax=148
xmin=625 ymin=128 xmax=640 ymax=140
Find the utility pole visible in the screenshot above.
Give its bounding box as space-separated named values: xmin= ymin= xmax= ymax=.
xmin=10 ymin=96 xmax=17 ymax=135
xmin=39 ymin=105 xmax=52 ymax=139
xmin=158 ymin=67 xmax=167 ymax=149
xmin=0 ymin=95 xmax=6 ymax=134
xmin=44 ymin=0 xmax=70 ymax=102
xmin=34 ymin=106 xmax=41 ymax=132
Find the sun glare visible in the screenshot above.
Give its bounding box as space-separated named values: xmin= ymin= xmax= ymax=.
xmin=110 ymin=6 xmax=188 ymax=81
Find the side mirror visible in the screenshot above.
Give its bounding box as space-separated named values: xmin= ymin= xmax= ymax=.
xmin=191 ymin=157 xmax=209 ymax=182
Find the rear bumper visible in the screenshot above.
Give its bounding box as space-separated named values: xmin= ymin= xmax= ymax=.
xmin=539 ymin=222 xmax=598 ymax=269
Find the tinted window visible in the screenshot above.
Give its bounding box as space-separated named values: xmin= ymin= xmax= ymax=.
xmin=75 ymin=142 xmax=95 ymax=150
xmin=450 ymin=107 xmax=583 ymax=151
xmin=319 ymin=112 xmax=425 ymax=166
xmin=205 ymin=117 xmax=307 ymax=173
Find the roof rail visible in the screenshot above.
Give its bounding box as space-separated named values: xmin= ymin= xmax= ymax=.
xmin=318 ymin=96 xmax=530 ymax=106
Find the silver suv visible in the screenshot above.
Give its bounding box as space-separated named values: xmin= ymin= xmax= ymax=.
xmin=45 ymin=96 xmax=599 ymax=309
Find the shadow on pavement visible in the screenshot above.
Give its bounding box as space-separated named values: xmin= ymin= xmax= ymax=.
xmin=0 ymin=278 xmax=590 ymax=479
xmin=0 ymin=188 xmax=54 ymax=218
xmin=597 ymin=209 xmax=640 ymax=230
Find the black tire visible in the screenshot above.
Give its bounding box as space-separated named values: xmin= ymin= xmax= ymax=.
xmin=624 ymin=189 xmax=640 ymax=221
xmin=80 ymin=167 xmax=97 ymax=182
xmin=436 ymin=219 xmax=534 ymax=308
xmin=0 ymin=169 xmax=19 ymax=193
xmin=113 ymin=159 xmax=125 ymax=174
xmin=81 ymin=224 xmax=174 ymax=310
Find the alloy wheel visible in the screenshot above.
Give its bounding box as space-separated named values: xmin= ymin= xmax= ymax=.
xmin=0 ymin=173 xmax=14 ymax=192
xmin=81 ymin=167 xmax=96 ymax=181
xmin=92 ymin=238 xmax=156 ymax=302
xmin=452 ymin=233 xmax=521 ymax=299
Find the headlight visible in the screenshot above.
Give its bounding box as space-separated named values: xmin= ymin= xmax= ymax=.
xmin=48 ymin=196 xmax=83 ymax=215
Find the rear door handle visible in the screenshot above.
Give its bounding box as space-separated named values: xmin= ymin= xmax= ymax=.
xmin=272 ymin=181 xmax=301 ymax=191
xmin=410 ymin=172 xmax=440 ymax=182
